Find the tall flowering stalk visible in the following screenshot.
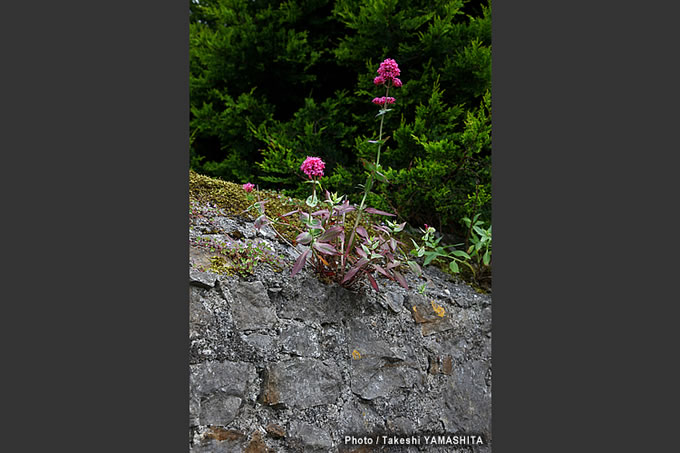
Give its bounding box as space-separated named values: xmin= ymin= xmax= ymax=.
xmin=344 ymin=58 xmax=403 ymax=263
xmin=270 ymin=58 xmax=411 ymax=291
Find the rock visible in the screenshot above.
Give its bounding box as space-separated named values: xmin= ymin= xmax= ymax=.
xmin=441 ymin=355 xmax=453 ymax=375
xmin=347 ymin=319 xmax=416 ymax=400
xmin=193 ymin=428 xmax=247 ymax=453
xmin=203 ymin=427 xmax=246 ymax=442
xmin=243 ymin=333 xmax=276 ymax=353
xmin=190 ymin=268 xmax=218 ymax=288
xmin=189 ymin=287 xmax=215 ymax=337
xmin=229 ymin=281 xmax=278 ymax=330
xmin=260 ymin=358 xmax=341 ymax=408
xmin=190 ymin=361 xmax=256 ymax=398
xmin=338 ymin=399 xmax=385 ymax=434
xmin=408 ymin=294 xmax=455 ymax=336
xmin=383 ymin=292 xmax=405 ymax=313
xmin=265 ymin=423 xmax=286 ymax=439
xmin=191 ymin=439 xmax=245 ymax=453
xmin=190 ymin=361 xmax=256 ymax=428
xmin=189 ymin=392 xmax=201 ymax=427
xmin=279 ymin=323 xmax=321 ymax=358
xmin=200 ymin=393 xmax=242 ymax=425
xmin=244 ymin=431 xmax=270 ymax=453
xmin=277 ymin=278 xmax=358 ymax=322
xmin=386 ymin=416 xmax=416 ymax=435
xmin=440 ymin=359 xmax=492 ymax=437
xmin=288 ymin=421 xmax=333 ymax=452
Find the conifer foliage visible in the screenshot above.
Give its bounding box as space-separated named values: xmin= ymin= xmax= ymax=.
xmin=190 ymin=0 xmax=491 ymax=236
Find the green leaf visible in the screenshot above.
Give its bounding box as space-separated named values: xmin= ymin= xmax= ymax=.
xmin=374 ymin=171 xmax=389 ymax=183
xmin=306 ymin=193 xmax=318 ymax=208
xmin=423 ymin=253 xmax=436 ymax=266
xmin=407 ymin=260 xmax=422 ymax=277
xmin=451 ymin=250 xmax=470 ymax=259
xmin=361 ymin=159 xmax=376 ymax=172
xmin=483 ymin=250 xmax=491 ymax=266
xmin=449 ymin=260 xmax=459 ymax=273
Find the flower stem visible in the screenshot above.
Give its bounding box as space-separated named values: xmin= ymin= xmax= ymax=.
xmin=344 ymin=84 xmax=391 ymax=262
xmin=376 ymin=85 xmax=389 ymax=167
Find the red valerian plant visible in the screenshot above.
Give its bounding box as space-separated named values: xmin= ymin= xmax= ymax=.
xmin=244 ymin=59 xmax=426 ymax=291
xmin=275 ymin=58 xmax=421 ymax=291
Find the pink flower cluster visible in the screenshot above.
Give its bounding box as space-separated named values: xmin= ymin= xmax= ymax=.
xmin=300 ymin=156 xmax=325 ymax=179
xmin=242 ymin=182 xmax=255 ymax=192
xmin=372 ymin=96 xmax=396 ymax=106
xmin=373 ymin=58 xmax=402 ymax=88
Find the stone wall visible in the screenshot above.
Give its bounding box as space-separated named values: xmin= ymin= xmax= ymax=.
xmin=189 ymin=200 xmax=491 ymax=452
xmin=189 ymin=256 xmax=491 ymax=452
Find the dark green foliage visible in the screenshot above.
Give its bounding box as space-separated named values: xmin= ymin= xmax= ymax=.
xmin=190 ymin=0 xmax=491 ymax=236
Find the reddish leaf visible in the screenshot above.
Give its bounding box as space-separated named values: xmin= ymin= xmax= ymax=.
xmin=254 ymin=215 xmax=268 ymax=230
xmin=281 ymin=209 xmax=299 ymax=217
xmin=341 ymin=258 xmax=369 ymax=283
xmin=393 ymin=271 xmax=408 ymax=289
xmin=365 ymin=207 xmax=396 ymax=216
xmin=356 ymin=226 xmax=368 ymax=238
xmin=296 ymin=231 xmax=313 ymax=245
xmin=291 ymin=249 xmax=310 ymax=276
xmin=355 ymin=246 xmax=367 ymax=259
xmin=373 ymin=264 xmax=391 ymax=279
xmin=313 ymin=241 xmax=337 ymax=255
xmin=386 ymin=260 xmax=401 ymax=270
xmin=334 ymin=200 xmax=355 ymax=215
xmin=318 ymin=225 xmax=344 ymax=242
xmin=367 ymin=273 xmax=379 ymax=291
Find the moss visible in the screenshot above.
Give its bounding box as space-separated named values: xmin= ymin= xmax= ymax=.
xmin=190 ymin=170 xmax=491 ymax=291
xmin=190 ymin=170 xmax=384 ymax=244
xmin=208 ymin=256 xmax=234 ymax=276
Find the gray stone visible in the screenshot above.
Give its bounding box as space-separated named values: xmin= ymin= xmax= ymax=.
xmin=277 ymin=279 xmax=358 ymax=322
xmin=260 ymin=358 xmax=341 ymax=408
xmin=383 ymin=292 xmax=405 ymax=313
xmin=230 ymin=281 xmax=278 ymax=330
xmin=190 ymin=361 xmax=256 ymax=398
xmin=199 ymin=393 xmax=242 ymax=425
xmin=191 ymin=438 xmax=245 ymax=453
xmin=190 ymin=268 xmax=218 ymax=289
xmin=440 ymin=359 xmax=492 ymax=436
xmin=189 ymin=392 xmax=201 ymax=427
xmin=190 ymin=288 xmax=215 ymax=338
xmin=288 ymin=421 xmax=333 ymax=452
xmin=279 ymin=324 xmax=321 ymax=358
xmin=242 ymin=333 xmax=276 ymax=352
xmin=386 ymin=416 xmax=416 ymax=435
xmin=347 ymin=319 xmax=416 ymax=400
